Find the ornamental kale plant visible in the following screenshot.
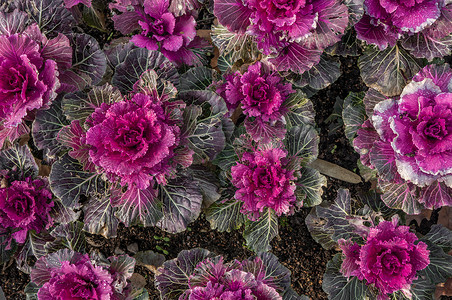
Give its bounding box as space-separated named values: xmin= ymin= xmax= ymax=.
xmin=213 ymin=0 xmax=349 ymax=74
xmin=338 ymin=220 xmax=430 ymax=298
xmin=207 ymin=121 xmax=326 ymax=252
xmin=355 ymin=0 xmax=452 ymax=57
xmin=0 ymin=10 xmax=64 ymax=148
xmin=231 ymin=146 xmax=297 ymax=221
xmin=155 ymin=248 xmax=304 ymax=299
xmin=306 ymin=189 xmax=452 ymax=300
xmin=0 ymin=145 xmax=80 ymax=273
xmin=29 ymin=248 xmax=141 ymax=299
xmin=216 ymin=61 xmax=295 ymax=141
xmin=347 ymin=63 xmax=452 ymax=213
xmin=109 ymin=0 xmax=207 ymax=66
xmin=354 ymin=0 xmax=452 ymax=97
xmin=50 ymin=60 xmax=227 ymax=235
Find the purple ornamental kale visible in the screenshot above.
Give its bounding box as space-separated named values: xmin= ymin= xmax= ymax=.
xmin=186 ymin=258 xmax=282 ymax=299
xmin=354 ymin=64 xmax=452 ymax=209
xmin=85 ymin=92 xmax=182 ymax=189
xmin=63 ymin=0 xmax=92 ymax=8
xmin=217 ymin=62 xmax=294 ymax=122
xmin=0 ymin=177 xmax=54 ymax=246
xmin=110 ymin=0 xmax=201 ymax=66
xmin=216 ymin=61 xmax=294 ymax=141
xmin=59 ymin=71 xmax=193 ymax=191
xmin=355 ymin=0 xmax=452 ymax=52
xmin=231 ymin=146 xmax=296 ymax=221
xmin=339 ymin=220 xmax=430 ymax=298
xmin=156 ymin=249 xmax=292 ymax=300
xmin=214 ymin=0 xmax=349 ymax=73
xmin=0 ymin=17 xmax=66 ymax=147
xmin=31 ymin=250 xmax=114 ymax=300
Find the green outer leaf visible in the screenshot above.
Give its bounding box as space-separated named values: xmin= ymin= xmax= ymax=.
xmin=284 ymin=91 xmax=316 ymax=129
xmin=305 ymin=208 xmax=336 ymax=250
xmin=283 ymin=288 xmax=310 ymax=300
xmin=212 ymin=143 xmax=238 ymax=172
xmin=410 ymin=277 xmax=436 ymax=300
xmin=299 ymin=54 xmax=341 ymax=90
xmin=217 ymin=53 xmax=234 ymax=73
xmin=342 ymin=91 xmax=366 ymax=142
xmin=356 ymin=159 xmax=378 ymax=182
xmin=326 ymin=29 xmax=360 ymax=57
xmin=46 ymin=221 xmax=86 ymax=253
xmin=422 ymin=224 xmax=452 ymax=252
xmin=157 ymin=176 xmax=203 ymax=233
xmin=0 ymin=144 xmax=38 ymax=178
xmin=356 ymin=191 xmax=400 ymax=220
xmin=358 ymin=45 xmax=422 ymax=97
xmin=416 ymin=240 xmax=452 ymax=285
xmin=61 ymin=33 xmax=107 ymax=91
xmin=83 ymin=194 xmax=119 ymax=238
xmin=296 ymin=167 xmax=327 ymax=207
xmin=49 ymin=154 xmax=107 ymax=208
xmin=322 ymin=253 xmax=367 ymax=300
xmin=32 ymin=95 xmax=69 ymax=159
xmin=128 ymin=288 xmax=149 ymax=300
xmin=315 ymin=189 xmax=361 ymax=243
xmin=108 ymin=255 xmax=136 ymax=291
xmin=112 ymin=185 xmax=163 ymax=228
xmin=50 ymin=200 xmax=81 ymax=224
xmin=24 ymin=282 xmax=39 ymax=300
xmin=155 ymin=248 xmax=214 ymax=299
xmin=62 ymin=84 xmax=122 ymax=122
xmin=18 ymin=0 xmax=74 ymax=36
xmin=112 ymin=48 xmax=178 ymax=93
xmin=379 ymin=180 xmax=422 ymax=215
xmin=211 ymin=24 xmax=259 ymax=63
xmin=205 ymin=198 xmax=246 ymax=232
xmin=244 ymin=208 xmax=278 ymax=253
xmin=285 ymin=125 xmax=319 ymax=166
xmin=178 ymin=66 xmax=213 ymax=92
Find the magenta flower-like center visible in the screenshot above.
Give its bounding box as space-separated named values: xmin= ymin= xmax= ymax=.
xmin=251 ymin=80 xmax=270 ymax=103
xmin=422 ymin=118 xmax=447 ymax=139
xmin=273 ymin=0 xmax=305 ymax=17
xmin=151 ymin=19 xmax=166 ymax=35
xmin=380 ymin=252 xmax=401 ymax=273
xmin=115 ymin=121 xmax=146 ymax=150
xmin=2 ymin=67 xmax=26 ymax=93
xmin=12 ymin=196 xmax=32 ymax=218
xmin=70 ymin=274 xmax=98 ymax=298
xmin=254 ymin=167 xmax=276 ymax=188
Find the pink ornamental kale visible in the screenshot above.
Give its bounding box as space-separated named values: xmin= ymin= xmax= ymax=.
xmin=187 ymin=258 xmax=282 ymax=300
xmin=85 ymin=92 xmax=183 ymax=189
xmin=214 ymin=0 xmax=348 ymax=73
xmin=355 ymin=0 xmax=452 ymax=52
xmin=339 ymin=220 xmax=430 ymax=298
xmin=354 ymin=64 xmax=452 ymax=209
xmin=217 ymin=62 xmax=294 ymax=122
xmin=0 ymin=17 xmax=65 ymax=147
xmin=0 ymin=177 xmax=53 ymax=246
xmin=231 ymin=147 xmax=296 ymax=220
xmin=216 ymin=62 xmax=294 ymax=141
xmin=32 ymin=251 xmax=114 ymax=300
xmin=110 ymin=0 xmax=200 ymax=66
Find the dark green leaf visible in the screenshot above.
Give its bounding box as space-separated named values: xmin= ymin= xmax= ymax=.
xmin=359 ymin=45 xmax=422 ymax=97
xmin=244 ymin=208 xmax=278 ymax=252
